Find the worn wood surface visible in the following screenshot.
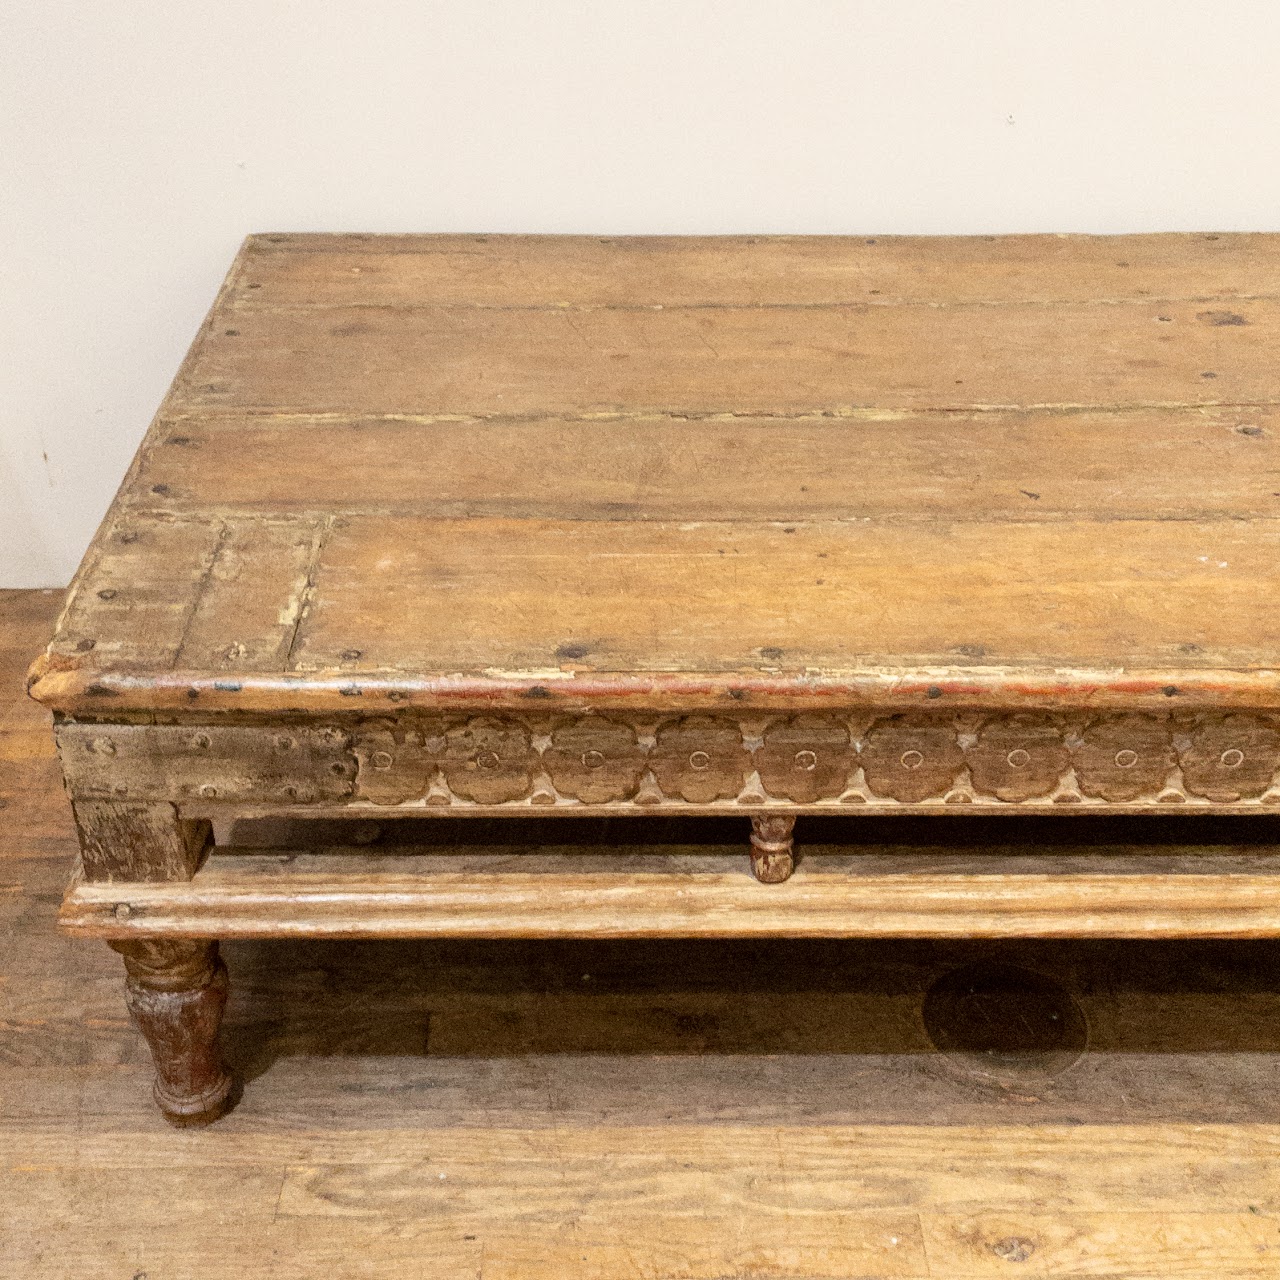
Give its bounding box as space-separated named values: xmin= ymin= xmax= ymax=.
xmin=110 ymin=938 xmax=233 ymax=1122
xmin=48 ymin=709 xmax=1280 ymax=816
xmin=27 ymin=233 xmax=1280 ymax=715
xmin=23 ymin=240 xmax=1280 ymax=1123
xmin=70 ymin=799 xmax=209 ymax=883
xmin=58 ymin=844 xmax=1280 ymax=940
xmin=11 ymin=589 xmax=1280 ymax=1278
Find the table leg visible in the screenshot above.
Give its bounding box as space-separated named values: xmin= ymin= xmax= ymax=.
xmin=69 ymin=797 xmax=231 ymax=1120
xmin=750 ymin=814 xmax=796 ymax=883
xmin=109 ymin=938 xmax=233 ymax=1124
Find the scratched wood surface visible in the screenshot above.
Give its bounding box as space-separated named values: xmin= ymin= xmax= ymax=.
xmin=10 ymin=590 xmax=1280 ymax=1278
xmin=57 ymin=846 xmax=1280 ymax=940
xmin=27 ymin=233 xmax=1280 ymax=715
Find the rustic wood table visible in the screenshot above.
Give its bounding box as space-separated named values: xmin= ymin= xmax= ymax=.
xmin=30 ymin=233 xmax=1280 ymax=1123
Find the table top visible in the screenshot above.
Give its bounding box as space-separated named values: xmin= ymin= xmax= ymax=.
xmin=30 ymin=233 xmax=1280 ymax=717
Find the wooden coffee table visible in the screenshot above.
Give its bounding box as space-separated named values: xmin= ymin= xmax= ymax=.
xmin=31 ymin=233 xmax=1280 ymax=1122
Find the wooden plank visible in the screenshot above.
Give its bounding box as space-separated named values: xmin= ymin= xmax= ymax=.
xmin=0 ymin=587 xmax=64 ymax=651
xmin=919 ymin=1211 xmax=1279 ymax=1276
xmin=133 ymin=406 xmax=1280 ymax=523
xmin=19 ymin=1123 xmax=1280 ymax=1213
xmin=232 ymin=232 xmax=1280 ymax=308
xmin=33 ymin=990 xmax=1280 ymax=1124
xmin=0 ymin=1164 xmax=480 ymax=1279
xmin=0 ymin=769 xmax=76 ymax=858
xmin=268 ymin=1127 xmax=1280 ymax=1218
xmin=34 ymin=507 xmax=1280 ymax=710
xmin=290 ymin=514 xmax=1280 ymax=675
xmin=32 ymin=238 xmax=1280 ymax=716
xmin=42 ymin=514 xmax=220 ymax=668
xmin=56 ymin=849 xmax=1280 ymax=939
xmin=175 ymin=295 xmax=1280 ymax=417
xmin=40 ymin=514 xmax=324 ymax=676
xmin=176 ymin=517 xmax=325 ymax=669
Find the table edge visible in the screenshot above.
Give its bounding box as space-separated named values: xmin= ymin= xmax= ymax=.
xmin=27 ymin=657 xmax=1280 ymax=715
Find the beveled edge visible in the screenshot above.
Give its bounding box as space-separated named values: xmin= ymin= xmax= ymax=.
xmin=26 ymin=657 xmax=1280 ymax=716
xmin=58 ymin=857 xmax=1280 ymax=941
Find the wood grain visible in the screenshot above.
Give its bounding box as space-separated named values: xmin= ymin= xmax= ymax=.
xmin=36 ymin=509 xmax=1280 ymax=711
xmin=177 ymin=295 xmax=1280 ymax=418
xmin=25 ymin=234 xmax=1280 ymax=1139
xmin=176 ymin=517 xmax=325 ymax=670
xmin=290 ymin=513 xmax=1280 ymax=675
xmin=133 ymin=406 xmax=1280 ymax=532
xmin=30 ymin=234 xmax=1280 ymax=716
xmin=70 ymin=799 xmax=209 ymax=883
xmin=13 ymin=589 xmax=1280 ymax=1277
xmin=230 ymin=232 xmax=1280 ymax=307
xmin=57 ymin=722 xmax=356 ymax=805
xmin=58 ymin=847 xmax=1280 ymax=940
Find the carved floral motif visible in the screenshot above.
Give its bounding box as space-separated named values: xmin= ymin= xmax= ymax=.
xmin=543 ymin=717 xmax=647 ymax=803
xmin=649 ymin=715 xmax=751 ymax=803
xmin=349 ymin=720 xmax=435 ymax=805
xmin=440 ymin=717 xmax=536 ymax=804
xmin=1074 ymin=714 xmax=1175 ymax=802
xmin=965 ymin=714 xmax=1069 ymax=802
xmin=1181 ymin=714 xmax=1280 ymax=801
xmin=859 ymin=714 xmax=965 ymax=804
xmin=754 ymin=715 xmax=855 ymax=803
xmin=91 ymin=710 xmax=1277 ymax=810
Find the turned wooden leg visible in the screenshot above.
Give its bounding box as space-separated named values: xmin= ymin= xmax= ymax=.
xmin=109 ymin=939 xmax=233 ymax=1125
xmin=750 ymin=814 xmax=796 ymax=883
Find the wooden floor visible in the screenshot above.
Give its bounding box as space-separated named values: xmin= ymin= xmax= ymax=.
xmin=6 ymin=587 xmax=1280 ymax=1278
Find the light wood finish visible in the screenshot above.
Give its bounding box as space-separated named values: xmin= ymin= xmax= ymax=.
xmin=23 ymin=237 xmax=1280 ymax=1119
xmin=221 ymin=231 xmax=1280 ymax=306
xmin=57 ymin=847 xmax=1280 ymax=940
xmin=129 ymin=408 xmax=1280 ymax=524
xmin=11 ymin=590 xmax=1280 ymax=1278
xmin=181 ymin=295 xmax=1280 ymax=416
xmin=26 ymin=233 xmax=1280 ymax=715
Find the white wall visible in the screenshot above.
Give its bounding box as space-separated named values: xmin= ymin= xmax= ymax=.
xmin=4 ymin=0 xmax=1280 ymax=587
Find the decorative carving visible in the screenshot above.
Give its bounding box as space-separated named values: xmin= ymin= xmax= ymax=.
xmin=860 ymin=714 xmax=965 ymax=803
xmin=1074 ymin=714 xmax=1175 ymax=802
xmin=109 ymin=939 xmax=232 ymax=1124
xmin=351 ymin=719 xmax=437 ymax=804
xmin=649 ymin=715 xmax=751 ymax=803
xmin=441 ymin=716 xmax=536 ymax=804
xmin=966 ymin=714 xmax=1069 ymax=802
xmin=750 ymin=814 xmax=796 ymax=883
xmin=755 ymin=715 xmax=855 ymax=803
xmin=543 ymin=717 xmax=647 ymax=803
xmin=1181 ymin=714 xmax=1280 ymax=801
xmin=61 ymin=711 xmax=1280 ymax=814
